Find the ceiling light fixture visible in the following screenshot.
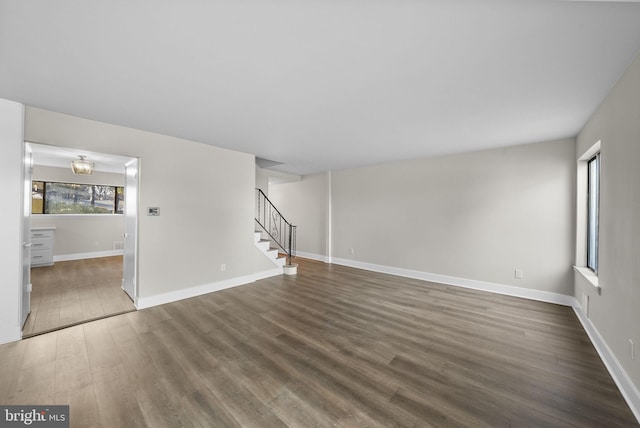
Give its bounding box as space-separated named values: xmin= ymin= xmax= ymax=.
xmin=71 ymin=155 xmax=94 ymax=175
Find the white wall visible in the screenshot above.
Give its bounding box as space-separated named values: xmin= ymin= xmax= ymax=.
xmin=31 ymin=215 xmax=124 ymax=259
xmin=575 ymin=51 xmax=640 ymax=394
xmin=25 ymin=107 xmax=275 ymax=302
xmin=255 ymin=166 xmax=270 ymax=194
xmin=31 ymin=165 xmax=124 ymax=258
xmin=255 ymin=166 xmax=302 ymax=196
xmin=0 ymin=99 xmax=24 ymax=344
xmin=331 ymin=139 xmax=576 ymax=295
xmin=269 ymin=172 xmax=329 ymax=258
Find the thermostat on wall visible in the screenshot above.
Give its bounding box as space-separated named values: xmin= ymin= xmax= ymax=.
xmin=147 ymin=207 xmax=160 ymax=216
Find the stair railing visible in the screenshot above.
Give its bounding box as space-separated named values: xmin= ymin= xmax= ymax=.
xmin=255 ymin=188 xmax=297 ymax=265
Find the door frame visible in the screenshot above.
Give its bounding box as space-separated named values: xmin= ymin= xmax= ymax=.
xmin=123 ymin=158 xmax=140 ymax=305
xmin=21 ymin=144 xmax=140 ymax=336
xmin=21 ymin=144 xmax=33 ymax=328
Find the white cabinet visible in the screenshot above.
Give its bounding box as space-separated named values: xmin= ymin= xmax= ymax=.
xmin=31 ymin=227 xmax=55 ymax=267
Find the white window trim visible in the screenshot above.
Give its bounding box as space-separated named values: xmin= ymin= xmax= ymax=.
xmin=575 ymin=140 xmax=601 ymax=291
xmin=573 ymin=265 xmax=601 ymax=294
xmin=32 ymin=213 xmax=123 ymax=218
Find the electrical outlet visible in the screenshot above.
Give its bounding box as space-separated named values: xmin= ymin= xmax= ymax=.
xmin=221 ymin=264 xmax=226 ymax=272
xmin=630 ymin=339 xmax=635 ymax=360
xmin=348 ymin=248 xmax=355 ymax=255
xmin=514 ymin=269 xmax=523 ymax=279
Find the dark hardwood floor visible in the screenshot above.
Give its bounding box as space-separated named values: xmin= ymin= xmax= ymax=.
xmin=23 ymin=256 xmax=136 ymax=336
xmin=1 ymin=258 xmax=637 ymax=427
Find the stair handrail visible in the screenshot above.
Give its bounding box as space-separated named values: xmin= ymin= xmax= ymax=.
xmin=255 ymin=188 xmax=297 ymax=265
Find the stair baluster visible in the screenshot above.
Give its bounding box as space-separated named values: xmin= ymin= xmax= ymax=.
xmin=255 ymin=188 xmax=297 ymax=266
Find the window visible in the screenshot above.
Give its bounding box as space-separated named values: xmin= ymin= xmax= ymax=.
xmin=32 ymin=181 xmax=44 ymax=214
xmin=116 ymin=186 xmax=125 ymax=214
xmin=587 ymin=153 xmax=600 ymax=274
xmin=32 ymin=181 xmax=125 ymax=215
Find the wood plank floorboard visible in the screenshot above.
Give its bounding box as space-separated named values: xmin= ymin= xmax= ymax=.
xmin=23 ymin=256 xmax=136 ymax=336
xmin=1 ymin=257 xmax=637 ymax=427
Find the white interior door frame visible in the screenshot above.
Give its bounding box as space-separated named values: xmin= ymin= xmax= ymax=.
xmin=122 ymin=158 xmax=140 ymax=304
xmin=21 ymin=143 xmax=33 ymax=328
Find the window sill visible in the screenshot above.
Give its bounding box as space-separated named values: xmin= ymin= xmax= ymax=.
xmin=32 ymin=213 xmax=123 ymax=218
xmin=573 ymin=266 xmax=601 ymax=295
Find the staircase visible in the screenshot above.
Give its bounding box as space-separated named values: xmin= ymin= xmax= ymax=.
xmin=254 ymin=231 xmax=286 ymax=268
xmin=254 ymin=188 xmax=298 ymax=274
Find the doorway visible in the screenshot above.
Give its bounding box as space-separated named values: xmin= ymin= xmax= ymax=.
xmin=22 ymin=143 xmax=139 ymax=336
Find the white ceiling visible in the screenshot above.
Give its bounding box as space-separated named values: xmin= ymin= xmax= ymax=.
xmin=28 ymin=143 xmax=132 ymax=175
xmin=2 ymin=0 xmax=640 ymax=175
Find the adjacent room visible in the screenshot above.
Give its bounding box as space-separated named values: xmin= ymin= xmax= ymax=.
xmin=0 ymin=0 xmax=639 ymax=426
xmin=23 ymin=144 xmax=137 ymax=336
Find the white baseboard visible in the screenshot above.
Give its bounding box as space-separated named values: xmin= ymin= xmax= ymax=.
xmin=0 ymin=319 xmax=21 ymax=345
xmin=135 ymin=268 xmax=282 ymax=310
xmin=54 ymin=249 xmax=124 ymax=262
xmin=295 ymin=251 xmax=330 ymax=263
xmin=330 ymin=257 xmax=575 ymax=306
xmin=572 ymin=303 xmax=640 ymax=423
